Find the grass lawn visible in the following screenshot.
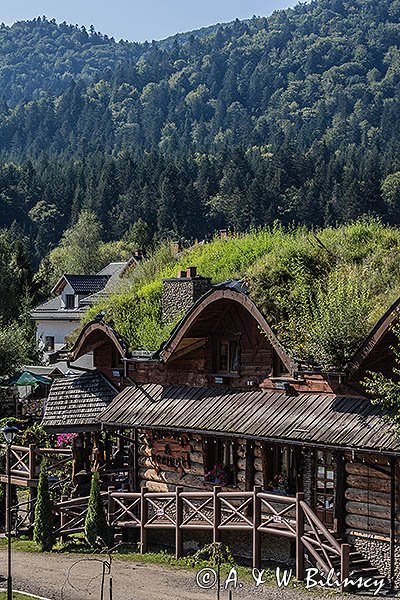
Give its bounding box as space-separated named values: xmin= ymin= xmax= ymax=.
xmin=0 ymin=594 xmax=40 ymax=599
xmin=0 ymin=535 xmax=274 ymax=586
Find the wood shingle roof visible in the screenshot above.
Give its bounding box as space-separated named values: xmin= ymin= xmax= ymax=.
xmin=42 ymin=372 xmax=117 ymax=432
xmin=99 ymin=384 xmax=400 ymax=453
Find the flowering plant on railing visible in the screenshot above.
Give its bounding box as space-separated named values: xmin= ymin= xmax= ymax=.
xmin=204 ymin=463 xmax=234 ymax=486
xmin=269 ymin=470 xmax=289 ymax=492
xmin=56 ymin=433 xmax=77 ymax=448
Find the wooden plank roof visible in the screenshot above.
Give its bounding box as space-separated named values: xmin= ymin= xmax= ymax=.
xmin=42 ymin=372 xmax=117 ymax=432
xmin=99 ymin=384 xmax=400 ymax=453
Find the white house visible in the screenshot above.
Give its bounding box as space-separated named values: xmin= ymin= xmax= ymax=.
xmin=31 ymin=262 xmax=131 ymax=370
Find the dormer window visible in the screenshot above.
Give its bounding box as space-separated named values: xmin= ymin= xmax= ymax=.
xmin=66 ymin=294 xmax=75 ymax=309
xmin=217 ymin=339 xmax=239 ymax=374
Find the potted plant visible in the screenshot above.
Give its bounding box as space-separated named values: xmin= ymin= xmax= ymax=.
xmin=269 ymin=469 xmax=289 ymax=494
xmin=204 ymin=463 xmax=234 ymax=486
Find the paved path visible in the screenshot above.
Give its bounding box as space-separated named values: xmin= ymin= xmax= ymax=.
xmin=0 ymin=550 xmax=380 ymax=600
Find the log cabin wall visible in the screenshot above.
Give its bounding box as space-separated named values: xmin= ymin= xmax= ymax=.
xmin=344 ymin=452 xmax=400 ymax=585
xmin=131 ymin=299 xmax=277 ymax=388
xmin=136 ymin=429 xmax=294 ymax=563
xmin=137 ymin=430 xmax=246 ymax=492
xmin=93 ymin=340 xmax=124 ymax=387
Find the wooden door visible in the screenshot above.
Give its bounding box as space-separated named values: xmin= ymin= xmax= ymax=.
xmin=315 ymin=450 xmax=335 ymax=528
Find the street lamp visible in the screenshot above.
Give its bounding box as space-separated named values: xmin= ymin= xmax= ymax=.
xmin=1 ymin=422 xmax=19 ymax=600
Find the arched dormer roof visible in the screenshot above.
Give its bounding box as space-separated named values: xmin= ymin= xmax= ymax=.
xmin=50 ymin=320 xmax=129 ymax=364
xmin=159 ymin=280 xmax=295 ymax=373
xmin=347 ymin=296 xmax=400 ymax=377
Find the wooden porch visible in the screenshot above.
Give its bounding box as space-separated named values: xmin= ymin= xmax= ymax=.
xmin=51 ymin=485 xmax=353 ymax=587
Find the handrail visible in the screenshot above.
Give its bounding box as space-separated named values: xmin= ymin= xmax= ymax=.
xmin=0 ymin=444 xmax=29 ymax=452
xmin=258 ymin=491 xmax=295 ymax=504
xmin=300 ymin=500 xmax=341 ymax=554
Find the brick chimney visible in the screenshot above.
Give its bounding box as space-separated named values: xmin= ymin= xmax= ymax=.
xmin=162 ymin=267 xmax=212 ymax=323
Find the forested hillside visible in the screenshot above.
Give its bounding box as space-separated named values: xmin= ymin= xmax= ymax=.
xmin=2 ymin=0 xmax=400 ymax=263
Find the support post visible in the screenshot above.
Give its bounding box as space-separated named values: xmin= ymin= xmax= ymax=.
xmin=6 ymin=444 xmax=12 ymax=600
xmin=175 ymin=486 xmax=183 ymax=559
xmin=140 ymin=487 xmax=148 ymax=554
xmin=253 ymin=486 xmax=262 ymax=570
xmin=390 ymin=456 xmax=396 ymax=590
xmin=340 ymin=543 xmax=350 ymax=592
xmin=28 ymin=444 xmax=36 ymax=480
xmin=213 ymin=486 xmax=221 ymax=543
xmin=295 ymin=492 xmax=305 ymax=581
xmin=60 ymin=495 xmax=68 ymax=543
xmin=107 ymin=486 xmax=116 ymax=531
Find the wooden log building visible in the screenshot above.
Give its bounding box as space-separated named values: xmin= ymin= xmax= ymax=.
xmin=44 ymin=269 xmax=400 ymax=585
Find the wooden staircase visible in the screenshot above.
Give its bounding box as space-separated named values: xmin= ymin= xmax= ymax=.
xmin=304 ymin=532 xmax=392 ymax=594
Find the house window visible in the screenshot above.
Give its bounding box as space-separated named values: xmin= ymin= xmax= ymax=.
xmin=66 ymin=294 xmax=75 ymax=309
xmin=217 ymin=339 xmax=239 ymax=374
xmin=263 ymin=445 xmax=299 ymax=494
xmin=315 ymin=450 xmax=335 ymax=527
xmin=44 ymin=336 xmax=55 ymax=351
xmin=204 ymin=437 xmax=235 ymax=486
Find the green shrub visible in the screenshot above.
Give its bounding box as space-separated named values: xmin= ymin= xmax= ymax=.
xmin=188 ymin=542 xmax=235 ymax=567
xmin=84 ymin=471 xmax=112 ymax=549
xmin=33 ymin=462 xmax=54 ymax=551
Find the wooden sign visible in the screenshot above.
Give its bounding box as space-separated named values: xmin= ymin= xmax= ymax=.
xmin=149 ymin=435 xmax=191 ymax=476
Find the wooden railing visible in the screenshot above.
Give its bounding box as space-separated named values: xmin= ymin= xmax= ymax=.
xmin=0 ymin=445 xmax=350 ymax=586
xmin=0 ymin=443 xmax=72 ymax=482
xmin=105 ymin=486 xmax=350 ymax=585
xmin=54 ymin=492 xmax=108 ymax=540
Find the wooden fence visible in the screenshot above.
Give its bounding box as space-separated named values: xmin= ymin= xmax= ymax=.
xmin=54 ymin=485 xmax=349 ymax=585
xmin=0 ymin=443 xmax=71 ymax=485
xmin=0 ymin=444 xmax=350 ymax=585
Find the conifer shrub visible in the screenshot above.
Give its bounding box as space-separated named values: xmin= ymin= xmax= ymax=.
xmin=84 ymin=471 xmax=112 ymax=549
xmin=33 ymin=462 xmax=54 ymax=551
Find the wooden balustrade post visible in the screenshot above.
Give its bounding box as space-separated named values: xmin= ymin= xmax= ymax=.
xmin=60 ymin=495 xmax=68 ymax=543
xmin=340 ymin=543 xmax=350 ymax=592
xmin=253 ymin=486 xmax=262 ymax=570
xmin=295 ymin=492 xmax=305 ymax=581
xmin=28 ymin=445 xmax=36 ymax=480
xmin=175 ymin=486 xmax=183 ymax=559
xmin=213 ymin=486 xmax=221 ymax=543
xmin=107 ymin=486 xmax=116 ymax=531
xmin=140 ymin=487 xmax=148 ymax=554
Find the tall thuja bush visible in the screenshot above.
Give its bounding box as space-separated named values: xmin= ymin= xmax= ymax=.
xmin=33 ymin=462 xmax=54 ymax=551
xmin=84 ymin=471 xmax=112 ymax=548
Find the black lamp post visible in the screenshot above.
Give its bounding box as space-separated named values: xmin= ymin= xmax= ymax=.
xmin=1 ymin=421 xmax=19 ymax=600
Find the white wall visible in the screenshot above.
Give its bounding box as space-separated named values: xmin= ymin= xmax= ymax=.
xmin=35 ymin=318 xmax=94 ymax=369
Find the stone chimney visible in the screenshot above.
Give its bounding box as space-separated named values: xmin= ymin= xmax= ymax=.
xmin=171 ymin=241 xmax=182 ymax=255
xmin=162 ymin=267 xmax=212 ymax=323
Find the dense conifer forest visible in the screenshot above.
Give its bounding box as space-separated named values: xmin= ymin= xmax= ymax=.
xmin=1 ymin=0 xmax=400 ymax=260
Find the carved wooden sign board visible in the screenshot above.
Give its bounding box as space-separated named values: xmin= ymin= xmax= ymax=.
xmin=149 ymin=434 xmax=191 ymax=476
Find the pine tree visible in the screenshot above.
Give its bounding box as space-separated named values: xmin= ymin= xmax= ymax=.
xmin=33 ymin=462 xmax=54 ymax=551
xmin=84 ymin=471 xmax=111 ymax=549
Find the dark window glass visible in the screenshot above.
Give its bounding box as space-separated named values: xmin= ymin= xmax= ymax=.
xmin=217 ymin=339 xmax=240 ymax=373
xmin=66 ymin=294 xmax=75 ymax=309
xmin=315 ymin=450 xmax=335 ymax=526
xmin=45 ymin=336 xmax=55 ymax=351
